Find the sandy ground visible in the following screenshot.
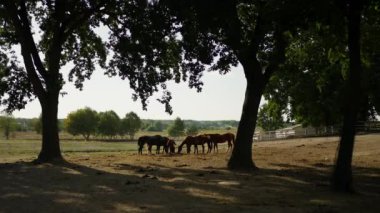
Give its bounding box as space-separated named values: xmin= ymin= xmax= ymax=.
xmin=0 ymin=134 xmax=379 ymax=212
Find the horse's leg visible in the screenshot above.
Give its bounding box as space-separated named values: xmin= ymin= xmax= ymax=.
xmin=164 ymin=145 xmax=168 ymax=154
xmin=148 ymin=144 xmax=152 ymax=154
xmin=157 ymin=145 xmax=160 ymax=154
xmin=202 ymin=144 xmax=205 ymax=154
xmin=227 ymin=140 xmax=232 ymax=152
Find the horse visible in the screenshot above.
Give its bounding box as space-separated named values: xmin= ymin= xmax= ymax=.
xmin=198 ymin=134 xmax=213 ymax=153
xmin=206 ymin=133 xmax=235 ymax=153
xmin=177 ymin=137 xmax=192 ymax=154
xmin=178 ymin=135 xmax=210 ymax=154
xmin=164 ymin=139 xmax=176 ymax=154
xmin=137 ymin=135 xmax=170 ymax=154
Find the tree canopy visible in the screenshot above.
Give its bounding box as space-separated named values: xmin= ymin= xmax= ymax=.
xmin=0 ymin=114 xmax=18 ymax=139
xmin=168 ymin=117 xmax=185 ymax=137
xmin=0 ymin=0 xmax=190 ymax=161
xmin=65 ymin=107 xmax=99 ymax=141
xmin=257 ymin=102 xmax=285 ymax=131
xmin=120 ymin=111 xmax=142 ymax=140
xmin=97 ymin=110 xmax=120 ymax=139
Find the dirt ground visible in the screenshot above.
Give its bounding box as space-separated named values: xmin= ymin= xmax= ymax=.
xmin=0 ymin=134 xmax=379 ymax=213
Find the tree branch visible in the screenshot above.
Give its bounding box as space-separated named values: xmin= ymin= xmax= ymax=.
xmin=63 ymin=0 xmax=109 ymax=38
xmin=18 ymin=0 xmax=49 ymax=79
xmin=2 ymin=0 xmax=47 ymax=101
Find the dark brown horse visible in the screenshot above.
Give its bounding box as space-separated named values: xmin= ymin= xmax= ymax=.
xmin=178 ymin=135 xmax=210 ymax=154
xmin=137 ymin=135 xmax=171 ymax=154
xmin=207 ymin=133 xmax=235 ymax=152
xmin=164 ymin=139 xmax=176 ymax=154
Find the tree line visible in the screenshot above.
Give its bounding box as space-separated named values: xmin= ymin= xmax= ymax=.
xmin=1 ymin=110 xmax=237 ymax=140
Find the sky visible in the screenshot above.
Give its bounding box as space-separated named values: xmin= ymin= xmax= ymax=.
xmin=8 ymin=64 xmax=248 ymax=121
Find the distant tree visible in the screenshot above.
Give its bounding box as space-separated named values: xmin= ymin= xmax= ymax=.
xmin=186 ymin=125 xmax=199 ymax=136
xmin=120 ymin=111 xmax=142 ymax=140
xmin=0 ymin=114 xmax=18 ymax=139
xmin=168 ymin=117 xmax=185 ymax=137
xmin=257 ymin=102 xmax=285 ymax=131
xmin=65 ymin=107 xmax=99 ymax=141
xmin=31 ymin=116 xmax=42 ymax=135
xmin=146 ymin=121 xmax=164 ymax=132
xmin=98 ymin=111 xmax=121 ymax=139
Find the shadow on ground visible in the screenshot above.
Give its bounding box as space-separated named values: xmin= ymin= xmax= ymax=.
xmin=0 ymin=159 xmax=379 ymax=213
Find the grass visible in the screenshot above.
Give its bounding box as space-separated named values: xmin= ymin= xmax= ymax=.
xmin=0 ymin=139 xmax=137 ymax=162
xmin=1 ymin=129 xmax=238 ymax=160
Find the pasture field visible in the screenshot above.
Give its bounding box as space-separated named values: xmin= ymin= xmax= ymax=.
xmin=0 ymin=134 xmax=379 ymax=212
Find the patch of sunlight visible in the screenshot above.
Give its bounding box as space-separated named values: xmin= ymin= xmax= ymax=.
xmin=62 ymin=168 xmax=83 ymax=175
xmin=114 ymin=203 xmax=162 ymax=212
xmin=94 ymin=185 xmax=116 ymax=193
xmin=185 ymin=187 xmax=236 ymax=203
xmin=309 ymin=199 xmax=333 ymax=206
xmin=167 ymin=177 xmax=189 ymax=182
xmin=1 ymin=193 xmax=28 ymax=198
xmin=266 ymin=175 xmax=309 ymax=184
xmin=55 ymin=191 xmax=87 ymax=198
xmin=54 ymin=197 xmax=86 ymax=205
xmin=217 ymin=181 xmax=240 ymax=186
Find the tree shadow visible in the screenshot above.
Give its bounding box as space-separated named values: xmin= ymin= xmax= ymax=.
xmin=0 ymin=160 xmax=379 ymax=212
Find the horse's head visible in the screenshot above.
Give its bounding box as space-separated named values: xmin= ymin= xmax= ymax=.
xmin=177 ymin=145 xmax=182 ymax=153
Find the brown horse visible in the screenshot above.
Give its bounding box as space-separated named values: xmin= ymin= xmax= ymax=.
xmin=207 ymin=133 xmax=235 ymax=152
xmin=137 ymin=135 xmax=170 ymax=154
xmin=178 ymin=135 xmax=210 ymax=154
xmin=164 ymin=139 xmax=176 ymax=154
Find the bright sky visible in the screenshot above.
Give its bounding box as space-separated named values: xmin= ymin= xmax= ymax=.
xmin=9 ymin=64 xmax=247 ymax=120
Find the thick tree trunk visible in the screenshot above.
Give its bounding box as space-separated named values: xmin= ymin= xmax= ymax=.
xmin=37 ymin=93 xmax=63 ymax=162
xmin=228 ymin=66 xmax=265 ymax=170
xmin=331 ymin=0 xmax=362 ymax=192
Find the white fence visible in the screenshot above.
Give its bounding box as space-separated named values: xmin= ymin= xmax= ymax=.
xmin=254 ymin=121 xmax=380 ymax=142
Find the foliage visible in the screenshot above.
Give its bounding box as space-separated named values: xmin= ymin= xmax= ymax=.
xmin=97 ymin=110 xmax=120 ymax=139
xmin=186 ymin=124 xmax=199 ymax=136
xmin=0 ymin=0 xmax=192 ymax=161
xmin=265 ymin=25 xmax=346 ymax=127
xmin=167 ymin=117 xmax=185 ymax=137
xmin=120 ymin=111 xmax=142 ymax=140
xmin=0 ymin=114 xmax=18 ymax=139
xmin=64 ymin=107 xmax=99 ymax=141
xmin=145 ymin=120 xmax=165 ymax=132
xmin=264 ymin=3 xmax=380 ymax=127
xmin=257 ymin=102 xmax=285 ymax=131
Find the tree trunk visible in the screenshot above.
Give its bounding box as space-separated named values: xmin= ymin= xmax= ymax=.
xmin=37 ymin=93 xmax=63 ymax=162
xmin=228 ymin=65 xmax=265 ymax=170
xmin=332 ymin=0 xmax=362 ymax=192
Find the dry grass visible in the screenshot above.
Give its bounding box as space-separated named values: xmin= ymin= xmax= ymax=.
xmin=0 ymin=134 xmax=379 ymax=212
